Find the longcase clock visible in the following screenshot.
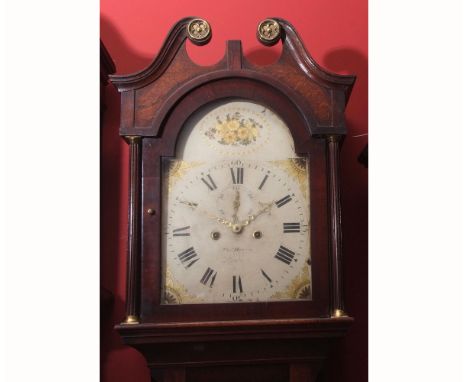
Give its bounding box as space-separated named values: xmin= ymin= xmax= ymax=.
xmin=110 ymin=17 xmax=356 ymax=382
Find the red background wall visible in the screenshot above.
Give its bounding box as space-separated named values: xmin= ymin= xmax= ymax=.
xmin=100 ymin=1 xmax=367 ymax=381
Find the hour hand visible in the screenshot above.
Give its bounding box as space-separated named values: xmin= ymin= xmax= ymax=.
xmin=179 ymin=199 xmax=233 ymax=229
xmin=232 ymin=189 xmax=240 ymax=222
xmin=179 ymin=199 xmax=198 ymax=209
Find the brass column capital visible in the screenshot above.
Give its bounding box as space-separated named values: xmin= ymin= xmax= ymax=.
xmin=327 ymin=135 xmax=342 ymax=143
xmin=124 ymin=135 xmax=141 ymax=144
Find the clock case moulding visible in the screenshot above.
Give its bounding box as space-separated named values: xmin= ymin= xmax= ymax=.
xmin=110 ymin=17 xmax=355 ymax=382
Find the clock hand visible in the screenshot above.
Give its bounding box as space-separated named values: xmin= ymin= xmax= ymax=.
xmin=225 ymin=200 xmax=274 ymax=234
xmin=179 ymin=199 xmax=234 ymax=229
xmin=179 ymin=199 xmax=198 ymax=208
xmin=241 ymin=200 xmax=275 ymax=227
xmin=232 ymin=189 xmax=240 ymax=223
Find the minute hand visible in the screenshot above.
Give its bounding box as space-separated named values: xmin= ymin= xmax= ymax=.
xmin=241 ymin=201 xmax=275 ymax=227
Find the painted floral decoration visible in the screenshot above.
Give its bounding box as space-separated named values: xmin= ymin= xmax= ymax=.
xmin=204 ymin=112 xmax=263 ymax=146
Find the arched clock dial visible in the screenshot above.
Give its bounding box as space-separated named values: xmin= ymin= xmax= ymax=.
xmin=161 ymin=100 xmax=312 ymax=304
xmin=161 ymin=158 xmax=311 ymax=304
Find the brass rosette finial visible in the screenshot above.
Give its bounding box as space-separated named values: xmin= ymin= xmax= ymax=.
xmin=257 ymin=18 xmax=281 ymax=46
xmin=187 ymin=18 xmax=212 ymax=45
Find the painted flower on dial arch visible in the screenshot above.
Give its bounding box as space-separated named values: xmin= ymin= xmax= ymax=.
xmin=226 ymin=120 xmax=240 ymax=131
xmin=205 ymin=112 xmax=264 ymax=146
xmin=237 ymin=127 xmax=249 ymax=140
xmin=223 ymin=131 xmax=237 ymax=144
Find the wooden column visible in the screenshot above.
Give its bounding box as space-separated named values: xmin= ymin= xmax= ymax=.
xmin=123 ymin=136 xmax=142 ymax=324
xmin=327 ymin=135 xmax=347 ymax=318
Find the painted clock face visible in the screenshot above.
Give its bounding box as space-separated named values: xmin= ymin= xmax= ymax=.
xmin=161 ymin=100 xmax=311 ymax=304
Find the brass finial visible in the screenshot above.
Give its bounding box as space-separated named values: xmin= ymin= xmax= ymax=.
xmin=257 ymin=18 xmax=281 ymax=46
xmin=187 ymin=18 xmax=212 ymax=45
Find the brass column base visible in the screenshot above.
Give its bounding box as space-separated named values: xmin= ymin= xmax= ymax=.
xmin=122 ymin=315 xmax=140 ymax=325
xmin=332 ymin=309 xmax=348 ymax=318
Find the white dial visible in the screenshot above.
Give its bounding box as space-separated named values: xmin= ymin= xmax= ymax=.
xmin=162 ymin=159 xmax=311 ymax=304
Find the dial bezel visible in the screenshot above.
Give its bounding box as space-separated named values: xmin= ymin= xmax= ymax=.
xmin=140 ymin=77 xmax=331 ymax=322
